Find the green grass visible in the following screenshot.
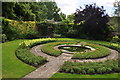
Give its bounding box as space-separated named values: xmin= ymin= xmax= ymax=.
xmin=51 ymin=72 xmax=119 ymax=79
xmin=2 ymin=40 xmax=36 ymax=78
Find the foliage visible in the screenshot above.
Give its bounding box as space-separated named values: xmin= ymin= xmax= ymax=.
xmin=2 ymin=2 xmax=62 ymax=21
xmin=15 ymin=48 xmax=46 ymax=67
xmin=112 ymin=36 xmax=120 ymax=43
xmin=2 ymin=17 xmax=38 ymax=40
xmin=2 ymin=18 xmax=21 ymax=40
xmin=1 ymin=34 xmax=7 ymax=43
xmin=19 ymin=38 xmax=56 ymax=48
xmin=16 ymin=38 xmax=56 ymax=67
xmin=74 ymin=4 xmax=112 ymax=40
xmin=114 ymin=1 xmax=120 ymax=16
xmin=109 ymin=17 xmax=120 ymax=33
xmin=72 ymin=44 xmax=110 ymax=59
xmin=67 ymin=14 xmax=74 ymax=23
xmin=60 ymin=59 xmax=120 ymax=74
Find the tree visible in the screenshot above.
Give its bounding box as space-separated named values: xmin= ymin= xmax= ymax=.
xmin=113 ymin=1 xmax=120 ymax=33
xmin=67 ymin=14 xmax=74 ymax=23
xmin=114 ymin=0 xmax=120 ymax=16
xmin=2 ymin=2 xmax=16 ymax=19
xmin=74 ymin=4 xmax=111 ymax=40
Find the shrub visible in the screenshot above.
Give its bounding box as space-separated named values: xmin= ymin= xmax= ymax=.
xmin=1 ymin=34 xmax=7 ymax=43
xmin=97 ymin=67 xmax=107 ymax=74
xmin=2 ymin=17 xmax=38 ymax=40
xmin=87 ymin=68 xmax=95 ymax=74
xmin=15 ymin=48 xmax=47 ymax=67
xmin=59 ymin=59 xmax=120 ymax=74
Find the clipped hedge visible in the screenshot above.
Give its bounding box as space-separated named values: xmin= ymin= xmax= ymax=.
xmin=60 ymin=59 xmax=120 ymax=74
xmin=72 ymin=44 xmax=110 ymax=59
xmin=2 ymin=17 xmax=38 ymax=40
xmin=15 ymin=48 xmax=46 ymax=67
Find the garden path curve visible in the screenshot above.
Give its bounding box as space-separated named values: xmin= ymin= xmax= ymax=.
xmin=22 ymin=44 xmax=119 ymax=79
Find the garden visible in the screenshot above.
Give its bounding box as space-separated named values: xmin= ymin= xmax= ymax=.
xmin=1 ymin=0 xmax=120 ymax=80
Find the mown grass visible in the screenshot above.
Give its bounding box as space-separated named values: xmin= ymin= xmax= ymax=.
xmin=50 ymin=72 xmax=119 ymax=80
xmin=2 ymin=40 xmax=36 ymax=78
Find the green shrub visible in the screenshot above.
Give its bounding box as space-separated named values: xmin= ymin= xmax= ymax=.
xmin=1 ymin=34 xmax=7 ymax=43
xmin=15 ymin=48 xmax=47 ymax=67
xmin=59 ymin=59 xmax=120 ymax=74
xmin=87 ymin=68 xmax=95 ymax=74
xmin=97 ymin=67 xmax=107 ymax=74
xmin=2 ymin=17 xmax=38 ymax=40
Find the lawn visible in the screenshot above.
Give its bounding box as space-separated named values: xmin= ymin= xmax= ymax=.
xmin=2 ymin=40 xmax=36 ymax=79
xmin=51 ymin=72 xmax=119 ymax=80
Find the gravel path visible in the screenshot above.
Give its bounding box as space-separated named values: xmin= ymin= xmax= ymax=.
xmin=22 ymin=44 xmax=119 ymax=79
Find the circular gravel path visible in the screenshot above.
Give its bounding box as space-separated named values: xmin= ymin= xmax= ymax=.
xmin=22 ymin=44 xmax=119 ymax=79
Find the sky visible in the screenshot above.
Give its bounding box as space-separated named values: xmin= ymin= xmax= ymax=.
xmin=55 ymin=0 xmax=117 ymax=16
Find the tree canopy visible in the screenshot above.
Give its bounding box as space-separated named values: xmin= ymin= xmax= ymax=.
xmin=74 ymin=4 xmax=112 ymax=40
xmin=2 ymin=2 xmax=62 ymax=21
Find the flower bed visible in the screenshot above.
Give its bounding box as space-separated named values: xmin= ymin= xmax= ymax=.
xmin=60 ymin=59 xmax=120 ymax=74
xmin=16 ymin=38 xmax=56 ymax=67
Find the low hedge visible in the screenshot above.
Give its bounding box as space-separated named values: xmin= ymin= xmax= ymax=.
xmin=72 ymin=44 xmax=110 ymax=59
xmin=60 ymin=59 xmax=120 ymax=74
xmin=19 ymin=38 xmax=56 ymax=48
xmin=40 ymin=42 xmax=75 ymax=56
xmin=15 ymin=48 xmax=47 ymax=67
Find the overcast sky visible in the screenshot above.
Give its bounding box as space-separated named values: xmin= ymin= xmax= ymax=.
xmin=55 ymin=0 xmax=117 ymax=16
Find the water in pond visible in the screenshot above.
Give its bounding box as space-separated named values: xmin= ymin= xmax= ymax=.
xmin=59 ymin=46 xmax=90 ymax=52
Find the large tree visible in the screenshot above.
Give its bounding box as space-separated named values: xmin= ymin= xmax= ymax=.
xmin=74 ymin=4 xmax=111 ymax=40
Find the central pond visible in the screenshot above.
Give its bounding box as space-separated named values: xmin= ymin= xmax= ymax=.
xmin=58 ymin=46 xmax=90 ymax=52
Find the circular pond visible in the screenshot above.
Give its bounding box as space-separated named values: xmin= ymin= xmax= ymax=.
xmin=55 ymin=44 xmax=95 ymax=54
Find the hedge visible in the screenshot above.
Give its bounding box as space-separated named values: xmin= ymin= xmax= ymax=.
xmin=40 ymin=42 xmax=75 ymax=56
xmin=2 ymin=17 xmax=38 ymax=40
